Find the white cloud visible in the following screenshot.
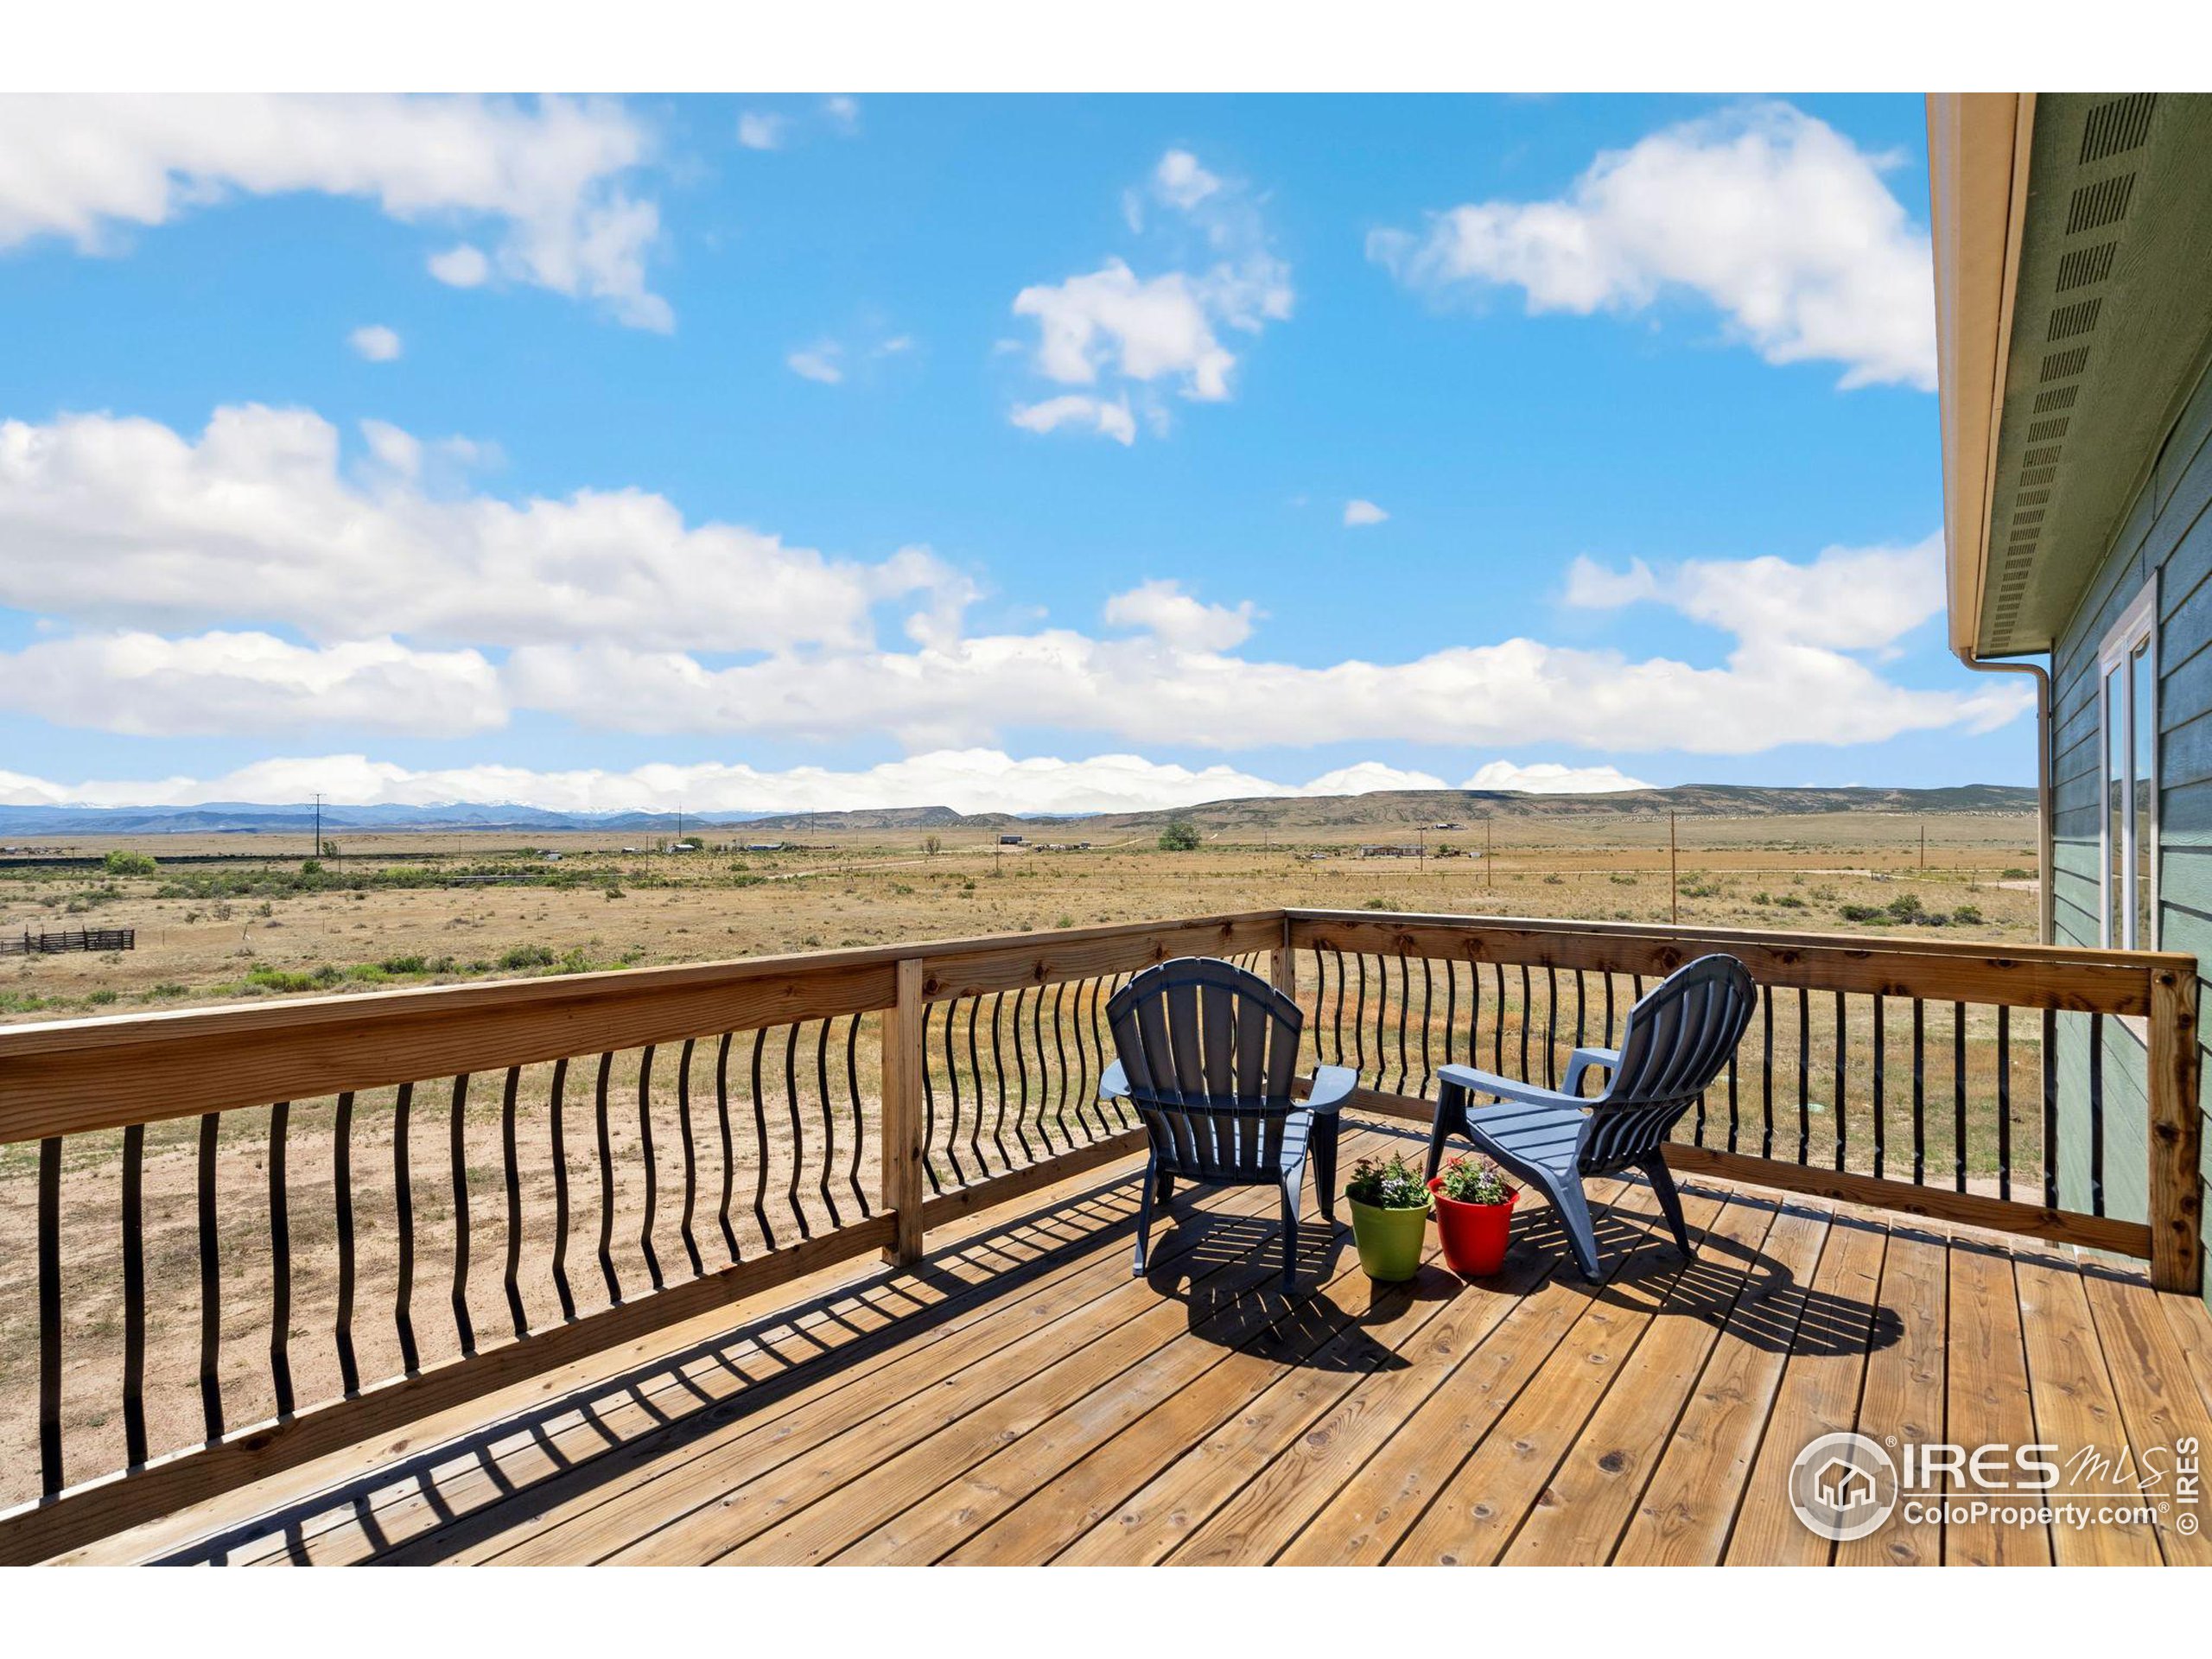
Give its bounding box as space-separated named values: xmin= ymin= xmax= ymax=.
xmin=0 ymin=631 xmax=501 ymax=736
xmin=1567 ymin=533 xmax=1944 ymax=651
xmin=822 ymin=96 xmax=861 ymax=134
xmin=1103 ymin=579 xmax=1256 ymax=652
xmin=1009 ymin=149 xmax=1291 ymax=441
xmin=0 ymin=404 xmax=966 ymax=654
xmin=786 ymin=346 xmax=844 ymax=385
xmin=1343 ymin=498 xmax=1389 ymax=527
xmin=347 ymin=323 xmax=402 ymax=362
xmin=0 ymin=95 xmax=671 ymax=330
xmin=736 ymin=111 xmax=787 ymax=151
xmin=428 ymin=243 xmax=491 ymax=288
xmin=0 ymin=748 xmax=1465 ymax=819
xmin=1008 ymin=393 xmax=1136 ymax=446
xmin=1464 ymin=760 xmax=1651 ymax=794
xmin=1370 ymin=101 xmax=1936 ymax=391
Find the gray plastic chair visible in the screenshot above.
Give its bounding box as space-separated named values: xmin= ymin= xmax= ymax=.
xmin=1102 ymin=957 xmax=1356 ymax=1287
xmin=1424 ymin=953 xmax=1756 ymax=1282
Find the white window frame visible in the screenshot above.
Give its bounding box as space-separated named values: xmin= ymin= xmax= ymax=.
xmin=2097 ymin=579 xmax=2158 ymax=950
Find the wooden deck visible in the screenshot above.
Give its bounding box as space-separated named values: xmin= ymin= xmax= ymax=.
xmin=59 ymin=1119 xmax=2212 ymax=1567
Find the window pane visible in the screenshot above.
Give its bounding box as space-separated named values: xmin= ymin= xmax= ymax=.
xmin=2107 ymin=664 xmax=2126 ymax=945
xmin=2134 ymin=641 xmax=2155 ymax=947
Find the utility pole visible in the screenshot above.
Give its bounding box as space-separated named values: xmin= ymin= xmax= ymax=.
xmin=1919 ymin=823 xmax=1927 ymax=871
xmin=312 ymin=791 xmax=321 ymax=861
xmin=1669 ymin=811 xmax=1680 ymax=925
xmin=1485 ymin=817 xmax=1493 ymax=890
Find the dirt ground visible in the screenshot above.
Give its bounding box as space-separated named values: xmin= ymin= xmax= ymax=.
xmin=0 ymin=810 xmax=2045 ymax=1510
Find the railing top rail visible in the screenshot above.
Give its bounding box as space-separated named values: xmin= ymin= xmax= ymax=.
xmin=0 ymin=910 xmax=1280 ymax=1143
xmin=1285 ymin=908 xmax=2181 ymax=1016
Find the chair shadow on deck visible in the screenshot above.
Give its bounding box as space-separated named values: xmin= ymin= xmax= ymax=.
xmin=1586 ymin=1178 xmax=1905 ymax=1358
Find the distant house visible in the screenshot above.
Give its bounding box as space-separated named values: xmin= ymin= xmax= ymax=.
xmin=743 ymin=842 xmax=787 ymax=853
xmin=540 ymin=852 xmax=563 ymax=862
xmin=1357 ymin=844 xmax=1421 ymax=858
xmin=1931 ymin=92 xmax=2212 ymax=1232
xmin=998 ymin=834 xmax=1025 ymax=846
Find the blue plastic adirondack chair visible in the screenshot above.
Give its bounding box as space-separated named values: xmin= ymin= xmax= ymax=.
xmin=1101 ymin=957 xmax=1357 ymax=1287
xmin=1424 ymin=953 xmax=1757 ymax=1282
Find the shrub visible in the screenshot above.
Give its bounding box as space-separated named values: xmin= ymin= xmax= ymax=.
xmin=103 ymin=850 xmax=158 ymax=877
xmin=1885 ymin=892 xmax=1925 ymax=922
xmin=1157 ymin=819 xmax=1202 ymax=852
xmin=1952 ymin=904 xmax=1985 ymax=926
xmin=379 ymin=954 xmax=429 ymax=975
xmin=1839 ymin=903 xmax=1886 ymax=923
xmin=301 ymin=858 xmax=323 ymax=875
xmin=1346 ymin=1152 xmax=1430 ymax=1210
xmin=498 ymin=943 xmax=558 ymax=971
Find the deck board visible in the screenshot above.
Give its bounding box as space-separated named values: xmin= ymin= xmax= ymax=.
xmin=71 ymin=1118 xmax=2209 ymax=1568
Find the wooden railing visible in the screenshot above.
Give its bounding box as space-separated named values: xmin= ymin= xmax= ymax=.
xmin=0 ymin=904 xmax=2196 ymax=1561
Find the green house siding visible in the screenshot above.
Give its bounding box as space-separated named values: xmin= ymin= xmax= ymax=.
xmin=2049 ymin=359 xmax=2212 ymax=1284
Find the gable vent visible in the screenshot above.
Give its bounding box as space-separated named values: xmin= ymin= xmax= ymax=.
xmin=2026 ymin=418 xmax=2070 ymax=442
xmin=2080 ymin=93 xmax=2158 ymax=164
xmin=2022 ymin=445 xmax=2065 ymax=467
xmin=2033 ymin=385 xmax=2081 ymax=414
xmin=2012 ymin=508 xmax=2046 ymax=526
xmin=2046 ymin=297 xmax=2104 ymax=340
xmin=2066 ymin=173 xmax=2136 ymax=235
xmin=2054 ymin=241 xmax=2118 ymax=291
xmin=2021 ymin=465 xmax=2058 ymax=486
xmin=2018 ymin=488 xmax=2051 ymax=505
xmin=2042 ymin=346 xmax=2092 ymax=381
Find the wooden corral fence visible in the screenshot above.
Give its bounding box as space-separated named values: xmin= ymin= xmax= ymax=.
xmin=0 ymin=927 xmax=135 ymax=957
xmin=0 ymin=906 xmax=2196 ymax=1562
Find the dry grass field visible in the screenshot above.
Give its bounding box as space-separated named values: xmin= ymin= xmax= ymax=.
xmin=0 ymin=810 xmax=2039 ymax=1025
xmin=0 ymin=810 xmax=2044 ymax=1510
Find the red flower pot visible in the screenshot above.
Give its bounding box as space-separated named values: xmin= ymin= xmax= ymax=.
xmin=1428 ymin=1180 xmax=1517 ymax=1278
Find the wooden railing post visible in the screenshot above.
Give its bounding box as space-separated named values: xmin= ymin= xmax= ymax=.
xmin=880 ymin=956 xmax=927 ymax=1265
xmin=1269 ymin=916 xmax=1296 ymax=1002
xmin=2148 ymin=963 xmax=2203 ymax=1294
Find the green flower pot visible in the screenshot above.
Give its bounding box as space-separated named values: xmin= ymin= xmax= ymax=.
xmin=1348 ymin=1195 xmax=1429 ymax=1282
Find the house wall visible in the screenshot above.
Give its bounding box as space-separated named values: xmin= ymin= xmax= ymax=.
xmin=2049 ymin=358 xmax=2212 ymax=1292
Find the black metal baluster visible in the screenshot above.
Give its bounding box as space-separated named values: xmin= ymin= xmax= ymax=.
xmin=1952 ymin=1001 xmax=1968 ymax=1196
xmin=1010 ymin=986 xmax=1037 ymax=1159
xmin=1351 ymin=952 xmax=1368 ymax=1080
xmin=1321 ymin=947 xmax=1342 ymax=1065
xmin=634 ymin=1047 xmax=663 ymax=1290
xmin=1443 ymin=957 xmax=1459 ymax=1071
xmin=815 ymin=1020 xmax=842 ymax=1229
xmin=1069 ymin=980 xmax=1095 ymax=1141
xmin=1760 ymin=989 xmax=1776 ymax=1160
xmin=1996 ymin=1005 xmax=2012 ymax=1202
xmin=449 ymin=1075 xmax=476 ymax=1353
xmin=1604 ymin=971 xmax=1617 ymax=1048
xmin=967 ymin=997 xmax=989 ymax=1173
xmin=121 ymin=1121 xmax=147 ymax=1465
xmin=2088 ymin=1013 xmax=2107 ymax=1217
xmin=675 ymin=1039 xmax=704 ymax=1276
xmin=1724 ymin=1045 xmax=1738 ymax=1153
xmin=1052 ymin=982 xmax=1077 ymax=1145
xmin=548 ymin=1059 xmax=577 ymax=1318
xmin=1491 ymin=962 xmax=1506 ymax=1076
xmin=199 ymin=1111 xmax=226 ymax=1436
xmin=1796 ymin=988 xmax=1811 ymax=1166
xmin=1910 ymin=1001 xmax=1927 ymax=1186
xmin=1872 ymin=997 xmax=1886 ymax=1180
xmin=1543 ymin=966 xmax=1560 ymax=1090
xmin=593 ymin=1053 xmax=620 ymax=1302
xmin=1518 ymin=965 xmax=1533 ymax=1084
xmin=988 ymin=993 xmax=1013 ymax=1171
xmin=334 ymin=1091 xmax=360 ymax=1391
xmin=500 ymin=1065 xmax=528 ymax=1338
xmin=1417 ymin=956 xmax=1434 ymax=1093
xmin=1832 ymin=991 xmax=1847 ymax=1173
xmin=269 ymin=1100 xmax=295 ymax=1413
xmin=942 ymin=1000 xmax=967 ymax=1185
xmin=783 ymin=1022 xmax=810 ymax=1239
xmin=392 ymin=1084 xmax=418 ymax=1373
xmin=1394 ymin=954 xmax=1413 ymax=1095
xmin=846 ymin=1015 xmax=871 ymax=1215
xmin=713 ymin=1036 xmax=741 ymax=1262
xmin=750 ymin=1028 xmax=777 ymax=1249
xmin=38 ymin=1135 xmax=62 ymax=1493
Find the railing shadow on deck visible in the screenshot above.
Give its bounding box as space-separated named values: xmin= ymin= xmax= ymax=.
xmin=147 ymin=1166 xmax=1166 ymax=1565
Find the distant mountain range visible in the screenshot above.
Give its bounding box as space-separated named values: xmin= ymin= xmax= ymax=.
xmin=0 ymin=783 xmax=2036 ymax=840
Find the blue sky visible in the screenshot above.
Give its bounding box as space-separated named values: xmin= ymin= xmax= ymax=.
xmin=0 ymin=92 xmax=2031 ymax=815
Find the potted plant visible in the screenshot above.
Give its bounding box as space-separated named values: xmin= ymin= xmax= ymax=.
xmin=1344 ymin=1151 xmax=1431 ymax=1281
xmin=1428 ymin=1154 xmax=1517 ymax=1278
